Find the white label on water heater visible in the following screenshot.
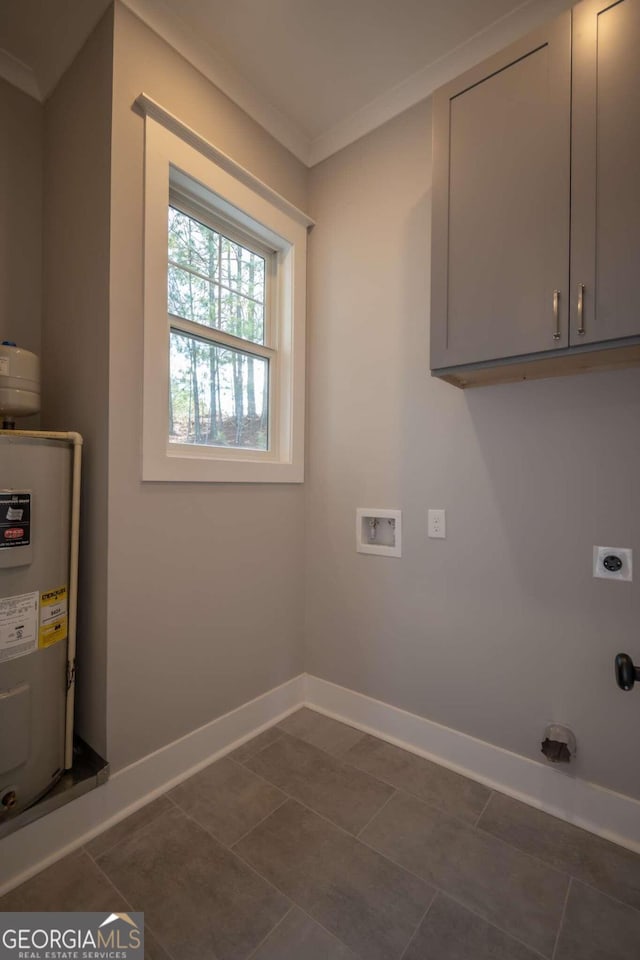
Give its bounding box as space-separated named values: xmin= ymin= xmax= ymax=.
xmin=0 ymin=357 xmax=8 ymax=376
xmin=0 ymin=591 xmax=39 ymax=662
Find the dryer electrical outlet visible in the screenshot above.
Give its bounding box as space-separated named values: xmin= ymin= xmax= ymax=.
xmin=593 ymin=546 xmax=632 ymax=582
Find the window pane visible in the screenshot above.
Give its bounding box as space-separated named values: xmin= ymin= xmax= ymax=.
xmin=168 ymin=265 xmax=216 ymax=327
xmin=169 ymin=329 xmax=268 ymax=451
xmin=216 ymin=285 xmax=264 ymax=343
xmin=168 ymin=205 xmax=266 ymax=344
xmin=220 ymin=235 xmax=265 ymax=301
xmin=169 ymin=207 xmax=218 ymax=275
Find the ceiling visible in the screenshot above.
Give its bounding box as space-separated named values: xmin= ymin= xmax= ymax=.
xmin=0 ymin=0 xmax=574 ymax=164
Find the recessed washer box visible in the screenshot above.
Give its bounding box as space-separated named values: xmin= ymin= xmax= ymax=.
xmin=356 ymin=508 xmax=402 ymax=558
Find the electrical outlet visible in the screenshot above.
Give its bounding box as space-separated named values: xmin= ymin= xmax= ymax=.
xmin=593 ymin=546 xmax=633 ymax=581
xmin=428 ymin=508 xmax=446 ymax=539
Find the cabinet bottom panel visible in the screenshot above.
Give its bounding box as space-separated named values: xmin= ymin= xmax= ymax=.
xmin=432 ymin=341 xmax=640 ymax=389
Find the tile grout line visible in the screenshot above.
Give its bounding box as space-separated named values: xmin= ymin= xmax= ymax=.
xmin=236 ymin=724 xmax=488 ymax=836
xmin=341 ymin=739 xmax=640 ymax=911
xmin=470 ymin=814 xmax=640 ymax=917
xmin=229 ymin=714 xmax=494 ymax=837
xmin=86 ymin=777 xmax=562 ymax=960
xmin=228 ymin=784 xmax=550 ymax=960
xmin=87 ymin=851 xmax=179 ymax=960
xmin=471 ymin=819 xmax=571 ymax=884
xmin=232 ymin=732 xmax=284 ymax=766
xmin=229 ymin=754 xmax=403 ymax=848
xmin=161 ymin=764 xmax=441 ymax=958
xmin=249 ymin=900 xmax=367 ymax=960
xmin=267 ymin=714 xmax=640 ymax=909
xmin=296 ymin=714 xmax=640 ymax=903
xmin=474 ymin=789 xmax=494 ymax=827
xmin=78 ymin=712 xmax=640 ymax=891
xmin=91 ymin=737 xmax=571 ymax=918
xmin=219 ymin=785 xmax=407 ymax=959
xmin=352 ymin=828 xmax=554 ymax=960
xmin=227 ymin=746 xmax=553 ymax=957
xmin=228 ymin=796 xmax=290 ymax=849
xmin=84 ymin=776 xmax=574 ymax=960
xmin=435 ymin=889 xmax=550 ymax=960
xmin=244 ymin=904 xmax=295 ymax=960
xmin=83 ymin=803 xmax=174 ymax=863
xmin=238 ymin=724 xmax=414 ymax=814
xmin=295 ymin=905 xmax=364 ymax=959
xmin=571 ymin=875 xmax=640 ymax=916
xmin=14 ymin=715 xmax=631 ymax=960
xmin=397 ymin=887 xmax=438 ymax=960
xmin=72 ymin=726 xmax=573 ymax=960
xmin=76 ymin=716 xmax=640 ymax=959
xmin=337 ymin=750 xmax=494 ymax=829
xmin=350 ymin=792 xmax=572 ymax=899
xmin=356 ymin=789 xmax=397 ymax=839
xmin=273 ymin=724 xmax=640 ymax=919
xmin=172 ymin=802 xmax=297 ymax=921
xmin=233 ymin=784 xmax=511 ymax=960
xmin=178 ymin=747 xmax=640 ymax=924
xmin=551 ymin=877 xmax=572 ymax=960
xmin=97 ymin=722 xmax=591 ymax=866
xmin=88 ymin=796 xmax=296 ymax=960
xmin=228 ymin=838 xmax=374 ymax=960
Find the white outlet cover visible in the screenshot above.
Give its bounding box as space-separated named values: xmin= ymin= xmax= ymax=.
xmin=428 ymin=508 xmax=446 ymax=539
xmin=593 ymin=546 xmax=633 ymax=582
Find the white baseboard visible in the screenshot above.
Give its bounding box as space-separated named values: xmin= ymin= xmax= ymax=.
xmin=304 ymin=675 xmax=640 ymax=855
xmin=0 ymin=674 xmax=305 ymax=896
xmin=3 ymin=671 xmax=640 ymax=897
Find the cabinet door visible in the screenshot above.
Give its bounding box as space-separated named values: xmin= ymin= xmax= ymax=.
xmin=571 ymin=0 xmax=640 ymax=345
xmin=431 ymin=14 xmax=571 ymax=370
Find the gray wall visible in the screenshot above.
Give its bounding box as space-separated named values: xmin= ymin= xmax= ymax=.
xmin=0 ymin=77 xmax=42 ymax=362
xmin=105 ymin=4 xmax=307 ymax=770
xmin=306 ymin=100 xmax=640 ymax=802
xmin=41 ymin=9 xmax=113 ymax=757
xmin=28 ymin=1 xmax=640 ymax=806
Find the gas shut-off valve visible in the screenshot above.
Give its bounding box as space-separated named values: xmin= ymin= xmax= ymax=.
xmin=615 ymin=653 xmax=640 ymax=692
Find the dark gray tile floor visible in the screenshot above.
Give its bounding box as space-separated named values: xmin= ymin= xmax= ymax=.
xmin=2 ymin=708 xmax=640 ymax=960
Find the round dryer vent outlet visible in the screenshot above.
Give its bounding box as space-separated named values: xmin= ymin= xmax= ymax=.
xmin=541 ymin=724 xmax=577 ymax=764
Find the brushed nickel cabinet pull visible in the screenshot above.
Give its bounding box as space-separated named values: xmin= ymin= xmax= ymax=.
xmin=553 ymin=289 xmax=561 ymax=340
xmin=577 ymin=283 xmax=585 ymax=336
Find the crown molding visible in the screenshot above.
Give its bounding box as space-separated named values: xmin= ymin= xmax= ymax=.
xmin=0 ymin=1 xmax=575 ymax=162
xmin=122 ymin=0 xmax=574 ymax=169
xmin=308 ymin=0 xmax=575 ymax=165
xmin=120 ymin=0 xmax=312 ymax=165
xmin=0 ymin=48 xmax=41 ymax=101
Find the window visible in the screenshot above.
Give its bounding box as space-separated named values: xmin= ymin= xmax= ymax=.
xmin=140 ymin=100 xmax=311 ymax=482
xmin=168 ymin=202 xmax=273 ymax=453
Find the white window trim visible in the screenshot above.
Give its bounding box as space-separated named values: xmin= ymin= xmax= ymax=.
xmin=139 ymin=94 xmax=312 ymax=483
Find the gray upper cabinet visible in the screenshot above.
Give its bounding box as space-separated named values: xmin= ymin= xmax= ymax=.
xmin=571 ymin=0 xmax=640 ymax=345
xmin=431 ymin=0 xmax=640 ymax=386
xmin=430 ymin=14 xmax=571 ymax=371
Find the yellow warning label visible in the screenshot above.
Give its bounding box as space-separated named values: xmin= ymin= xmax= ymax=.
xmin=39 ymin=586 xmax=68 ymax=649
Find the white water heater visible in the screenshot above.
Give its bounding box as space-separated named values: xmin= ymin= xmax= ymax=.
xmin=0 ymin=344 xmax=81 ymax=818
